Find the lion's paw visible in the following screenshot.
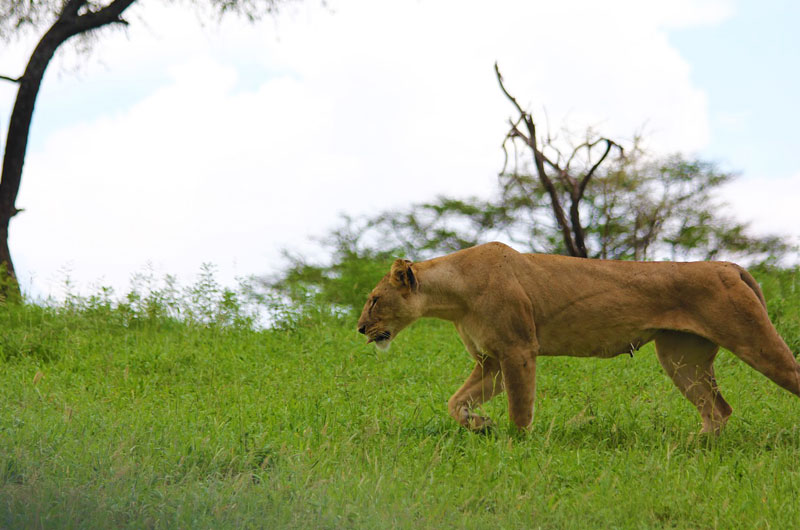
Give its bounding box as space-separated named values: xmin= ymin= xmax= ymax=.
xmin=465 ymin=412 xmax=494 ymax=432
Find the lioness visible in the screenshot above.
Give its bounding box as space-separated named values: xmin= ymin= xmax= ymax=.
xmin=357 ymin=242 xmax=800 ymax=433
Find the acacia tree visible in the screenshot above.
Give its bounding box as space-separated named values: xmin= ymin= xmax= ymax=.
xmin=492 ymin=64 xmax=789 ymax=262
xmin=0 ymin=0 xmax=285 ymax=296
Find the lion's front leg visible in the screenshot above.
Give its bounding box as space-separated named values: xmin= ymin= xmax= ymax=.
xmin=500 ymin=349 xmax=537 ymax=429
xmin=447 ymin=356 xmax=503 ymax=431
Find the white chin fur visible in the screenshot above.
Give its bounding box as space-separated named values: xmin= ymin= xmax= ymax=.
xmin=374 ymin=339 xmax=391 ymax=351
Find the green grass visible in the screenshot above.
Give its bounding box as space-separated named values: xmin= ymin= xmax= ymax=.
xmin=2 ymin=270 xmax=800 ymax=528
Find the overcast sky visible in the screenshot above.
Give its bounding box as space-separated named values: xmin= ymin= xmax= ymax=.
xmin=0 ymin=0 xmax=798 ymax=298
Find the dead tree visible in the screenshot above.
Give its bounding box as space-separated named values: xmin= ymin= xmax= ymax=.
xmin=495 ymin=63 xmax=623 ymax=258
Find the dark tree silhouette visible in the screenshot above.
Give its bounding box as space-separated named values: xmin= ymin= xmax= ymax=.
xmin=0 ymin=0 xmax=285 ymax=296
xmin=1 ymin=0 xmax=137 ymax=293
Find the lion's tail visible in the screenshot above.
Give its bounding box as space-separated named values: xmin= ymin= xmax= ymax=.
xmin=735 ymin=264 xmax=768 ymax=311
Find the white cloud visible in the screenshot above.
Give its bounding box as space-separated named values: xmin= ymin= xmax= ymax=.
xmin=647 ymin=0 xmax=734 ymax=28
xmin=720 ymin=173 xmax=800 ymax=243
xmin=2 ymin=0 xmax=737 ymax=296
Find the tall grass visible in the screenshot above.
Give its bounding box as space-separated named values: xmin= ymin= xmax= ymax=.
xmin=1 ymin=266 xmax=799 ymax=528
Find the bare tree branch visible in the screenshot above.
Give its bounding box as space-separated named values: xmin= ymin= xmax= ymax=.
xmin=579 ymin=139 xmax=622 ymax=199
xmin=494 ymin=62 xmax=528 ymax=122
xmin=495 ymin=64 xmax=626 ymax=258
xmin=496 ymin=63 xmax=576 ymax=256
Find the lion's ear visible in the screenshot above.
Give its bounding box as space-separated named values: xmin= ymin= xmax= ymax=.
xmin=389 ymin=259 xmax=418 ymax=291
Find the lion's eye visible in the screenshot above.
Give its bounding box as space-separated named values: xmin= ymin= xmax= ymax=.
xmin=369 ymin=297 xmax=380 ymax=313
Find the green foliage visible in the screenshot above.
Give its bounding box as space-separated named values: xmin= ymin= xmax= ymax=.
xmin=2 ymin=267 xmax=800 ymax=527
xmin=273 ymin=251 xmax=396 ymax=318
xmin=50 ymin=264 xmax=260 ymax=331
xmin=270 ymin=219 xmax=403 ymax=317
xmin=368 ymin=196 xmax=522 ymax=254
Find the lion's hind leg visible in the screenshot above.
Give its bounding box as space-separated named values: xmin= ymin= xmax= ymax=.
xmin=447 ymin=356 xmax=504 ymax=431
xmin=720 ymin=323 xmax=800 ymax=398
xmin=655 ymin=330 xmax=732 ymax=434
xmin=708 ymin=270 xmax=800 ymax=397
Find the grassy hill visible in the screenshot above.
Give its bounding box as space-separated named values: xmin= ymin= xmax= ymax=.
xmin=1 ymin=266 xmax=800 ymax=528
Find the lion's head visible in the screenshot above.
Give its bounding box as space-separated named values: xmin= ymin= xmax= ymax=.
xmin=357 ymin=259 xmax=420 ymax=351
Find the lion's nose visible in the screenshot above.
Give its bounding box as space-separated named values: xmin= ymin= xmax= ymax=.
xmin=358 ymin=325 xmax=367 ymax=335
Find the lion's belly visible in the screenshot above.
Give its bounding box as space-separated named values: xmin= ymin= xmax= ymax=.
xmin=537 ymin=329 xmax=658 ymax=358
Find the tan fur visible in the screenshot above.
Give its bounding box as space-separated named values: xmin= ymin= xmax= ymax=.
xmin=357 ymin=242 xmax=800 ymax=433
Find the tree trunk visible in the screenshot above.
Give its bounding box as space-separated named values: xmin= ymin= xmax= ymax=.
xmin=0 ymin=222 xmax=18 ymax=300
xmin=568 ymin=199 xmax=588 ymax=258
xmin=0 ymin=0 xmax=136 ymax=298
xmin=0 ymin=29 xmax=67 ymax=297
